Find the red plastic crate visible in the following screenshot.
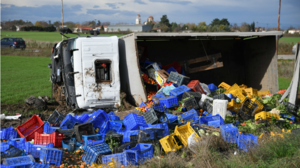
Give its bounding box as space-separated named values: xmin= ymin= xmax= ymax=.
xmin=187 ymin=80 xmax=206 ymax=94
xmin=16 ymin=115 xmax=44 ymax=141
xmin=34 ymin=132 xmax=64 ymax=147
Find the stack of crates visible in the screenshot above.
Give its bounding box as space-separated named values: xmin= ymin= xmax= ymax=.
xmin=82 ymin=143 xmax=112 ymax=165
xmin=220 ymin=124 xmax=239 ymax=144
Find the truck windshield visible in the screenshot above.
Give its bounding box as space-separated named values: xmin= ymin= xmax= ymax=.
xmin=95 ymin=60 xmax=111 ymax=83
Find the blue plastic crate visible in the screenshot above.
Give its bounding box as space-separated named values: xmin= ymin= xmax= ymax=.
xmin=0 ymin=127 xmax=17 ymax=140
xmin=60 ymin=114 xmax=82 ymax=129
xmin=139 ymin=102 xmax=147 ymax=107
xmin=30 ymin=163 xmax=50 ymax=168
xmin=123 ymin=113 xmax=147 ymax=130
xmin=39 ymin=148 xmax=63 ymax=167
xmin=160 ymin=113 xmax=178 ymax=123
xmin=238 ymin=133 xmax=258 ymax=152
xmin=75 ymin=113 xmax=90 ymax=123
xmin=106 ymin=121 xmax=123 ymax=133
xmin=82 ymin=143 xmax=112 ymax=165
xmin=179 ymin=109 xmax=199 ymax=122
xmin=153 ymin=92 xmax=166 ymax=103
xmin=110 ymin=115 xmax=120 ymax=121
xmin=124 ymin=143 xmax=153 ymax=166
xmin=86 ymin=109 xmax=110 ymax=131
xmin=202 ymin=111 xmax=208 ymax=116
xmin=123 ymin=130 xmax=139 ymax=143
xmin=139 ymin=128 xmax=165 ymax=142
xmin=102 ymin=152 xmax=125 ymax=167
xmin=1 ymin=145 xmax=25 ymax=159
xmin=169 ymin=85 xmax=191 ymax=100
xmin=280 ymin=114 xmax=296 ymax=123
xmin=3 ymin=155 xmax=35 ymax=167
xmin=25 ymin=142 xmax=54 ymax=158
xmin=153 ymin=103 xmax=165 ymax=112
xmin=62 ymin=138 xmax=81 ymax=152
xmin=220 ymin=124 xmax=239 ymax=144
xmin=0 ymin=142 xmax=10 ymax=152
xmin=207 ymin=83 xmax=218 ymax=92
xmin=225 ymin=93 xmax=236 ymax=100
xmin=208 ymin=120 xmax=221 ymax=128
xmin=166 ymin=66 xmax=178 ymax=74
xmin=82 ymin=134 xmax=105 ymax=150
xmin=200 ymin=114 xmax=225 ymax=127
xmin=43 ymin=122 xmax=59 ymax=134
xmin=8 ymin=138 xmax=26 ymax=150
xmin=143 ymin=123 xmax=170 ymax=137
xmin=159 ymin=96 xmax=178 ymax=108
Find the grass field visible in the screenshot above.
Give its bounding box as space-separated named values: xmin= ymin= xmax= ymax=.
xmin=1 ymin=56 xmax=52 ymax=104
xmin=1 ymin=31 xmax=126 ymax=43
xmin=0 ymin=55 xmax=297 ymax=104
xmin=279 ymin=37 xmax=300 ymax=44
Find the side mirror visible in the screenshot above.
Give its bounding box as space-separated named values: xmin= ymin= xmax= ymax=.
xmin=48 ymin=64 xmax=52 ymax=69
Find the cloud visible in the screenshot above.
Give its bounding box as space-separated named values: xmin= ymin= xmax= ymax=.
xmin=87 ymin=9 xmax=136 ymax=16
xmin=71 ymin=4 xmax=82 ymax=11
xmin=134 ymin=0 xmax=146 ymax=5
xmin=106 ymin=3 xmax=119 ymax=9
xmin=118 ymin=2 xmax=125 ymax=5
xmin=93 ymin=5 xmax=99 ymax=8
xmin=149 ymin=0 xmax=191 ymax=5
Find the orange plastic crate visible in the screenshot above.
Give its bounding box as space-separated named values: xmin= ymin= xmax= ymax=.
xmin=187 ymin=80 xmax=206 ymax=94
xmin=16 ymin=115 xmax=44 ymax=141
xmin=34 ymin=132 xmax=64 ymax=147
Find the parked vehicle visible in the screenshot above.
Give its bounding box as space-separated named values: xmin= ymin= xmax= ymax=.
xmin=1 ymin=37 xmax=26 ymax=50
xmin=292 ymin=43 xmax=298 ymax=54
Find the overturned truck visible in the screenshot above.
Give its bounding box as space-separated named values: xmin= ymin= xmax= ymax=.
xmin=49 ymin=31 xmax=299 ymax=111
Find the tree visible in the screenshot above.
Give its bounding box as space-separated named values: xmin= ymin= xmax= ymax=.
xmin=160 ymin=15 xmax=170 ymax=28
xmin=240 ymin=22 xmax=250 ymax=32
xmin=250 ymin=22 xmax=255 ymax=32
xmin=160 ymin=23 xmax=169 ymax=32
xmin=101 ymin=25 xmax=104 ymax=31
xmin=34 ymin=21 xmax=43 ymax=27
xmin=146 ymin=21 xmax=155 ymax=29
xmin=198 ymin=22 xmax=207 ymax=32
xmin=97 ymin=20 xmax=101 ymax=27
xmin=219 ymin=19 xmax=230 ymax=26
xmin=53 ymin=21 xmax=61 ymax=28
xmin=170 ymin=22 xmax=178 ymax=32
xmin=210 ymin=18 xmax=220 ymax=26
xmin=48 ymin=20 xmax=51 ymax=25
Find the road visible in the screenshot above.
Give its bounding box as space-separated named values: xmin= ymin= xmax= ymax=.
xmin=278 ymin=55 xmax=296 ymax=60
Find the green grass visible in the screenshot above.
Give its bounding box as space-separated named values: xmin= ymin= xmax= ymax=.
xmin=1 ymin=30 xmax=126 ymax=43
xmin=1 ymin=55 xmax=52 ymax=104
xmin=279 ymin=37 xmax=300 ymax=44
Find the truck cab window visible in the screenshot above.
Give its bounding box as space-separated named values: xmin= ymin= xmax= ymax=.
xmin=95 ymin=60 xmax=111 ymax=83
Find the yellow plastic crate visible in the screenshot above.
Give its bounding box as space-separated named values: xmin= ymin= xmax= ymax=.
xmin=239 ymin=84 xmax=248 ymax=89
xmin=159 ymin=133 xmax=182 ymax=153
xmin=255 ymin=111 xmax=280 ymax=121
xmin=244 ymin=88 xmax=258 ymax=98
xmin=224 ymin=83 xmax=240 ymax=94
xmin=227 ymin=99 xmax=242 ymax=113
xmin=251 ymin=98 xmax=264 ymax=113
xmin=174 ymin=122 xmax=200 ymax=147
xmin=91 ymin=158 xmax=117 ymax=168
xmin=218 ymin=82 xmax=231 ymax=90
xmin=232 ymin=90 xmax=246 ymax=103
xmin=257 ymin=90 xmax=271 ymax=96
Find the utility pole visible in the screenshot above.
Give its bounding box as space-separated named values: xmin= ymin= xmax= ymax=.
xmin=61 ymin=0 xmax=64 ymax=40
xmin=276 ymin=0 xmax=281 ymax=55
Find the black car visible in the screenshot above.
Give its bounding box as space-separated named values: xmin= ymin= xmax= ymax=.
xmin=1 ymin=37 xmax=26 ymax=50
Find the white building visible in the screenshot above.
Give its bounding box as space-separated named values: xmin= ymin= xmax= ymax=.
xmin=288 ymin=29 xmax=300 ymax=34
xmin=136 ymin=14 xmax=141 ymax=25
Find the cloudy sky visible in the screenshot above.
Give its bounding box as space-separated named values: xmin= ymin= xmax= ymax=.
xmin=1 ymin=0 xmax=300 ymax=29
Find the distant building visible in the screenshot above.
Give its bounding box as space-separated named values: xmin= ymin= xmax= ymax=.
xmin=74 ymin=25 xmax=93 ymax=33
xmin=95 ymin=25 xmax=108 ymax=32
xmin=106 ymin=25 xmax=152 ymax=32
xmin=136 ymin=14 xmax=141 ymax=25
xmin=144 ymin=16 xmax=156 ymax=25
xmin=288 ymin=29 xmax=300 ymax=34
xmin=255 ymin=27 xmax=263 ymax=32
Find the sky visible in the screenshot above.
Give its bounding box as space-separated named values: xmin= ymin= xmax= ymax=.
xmin=1 ymin=0 xmax=300 ymax=29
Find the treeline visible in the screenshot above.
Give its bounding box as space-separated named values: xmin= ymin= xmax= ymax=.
xmin=21 ymin=26 xmax=56 ymax=32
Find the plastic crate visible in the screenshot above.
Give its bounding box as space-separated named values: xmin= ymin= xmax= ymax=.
xmin=155 ymin=69 xmax=169 ymax=86
xmin=218 ymin=82 xmax=231 ymax=90
xmin=251 ymin=98 xmax=264 ymax=114
xmin=39 ymin=148 xmax=63 ymax=166
xmin=92 ymin=157 xmax=117 ymax=168
xmin=280 ymin=114 xmax=296 ymax=123
xmin=159 ymin=133 xmax=182 ymax=153
xmin=207 ymin=83 xmax=218 ymax=92
xmin=220 ymin=124 xmax=239 ymax=144
xmin=231 ymin=90 xmax=246 ymax=103
xmin=144 ymin=122 xmax=170 ymax=137
xmin=146 ymin=62 xmax=161 ymax=71
xmin=62 ymin=138 xmax=81 ymax=152
xmin=143 ymin=108 xmax=158 ymax=124
xmin=110 ymin=115 xmax=121 ymax=121
xmin=34 ymin=132 xmax=64 ymax=147
xmin=237 ymin=133 xmax=258 ymax=152
xmin=25 ymin=142 xmax=54 ymax=158
xmin=59 ymin=114 xmax=82 ymax=129
xmin=86 ymin=109 xmax=110 ymax=132
xmin=138 ymin=128 xmax=165 ymax=142
xmin=16 ymin=115 xmax=44 ymax=141
xmin=284 ymin=102 xmax=299 ymax=117
xmin=105 ymin=121 xmax=123 ymax=133
xmin=180 ymin=109 xmax=199 ymax=123
xmin=213 ymin=94 xmax=231 ymax=102
xmin=182 ymin=91 xmax=202 ymax=103
xmin=152 ymin=92 xmax=166 ymax=104
xmin=82 ymin=143 xmax=112 ymax=165
xmin=238 ymin=98 xmax=258 ymax=120
xmin=56 ymin=128 xmax=74 ymax=138
xmin=47 ymin=110 xmax=65 ymax=127
xmin=82 ymin=134 xmax=105 ymax=150
xmin=75 ymin=113 xmax=90 ymax=123
xmin=223 ymin=83 xmax=243 ymax=94
xmin=200 ymin=114 xmax=225 ymax=127
xmin=0 ymin=126 xmax=17 ymax=140
xmin=255 ymin=111 xmax=280 ymax=121
xmin=1 ymin=145 xmax=25 ymax=159
xmin=183 ymin=97 xmax=199 ymax=110
xmin=159 ymin=96 xmax=178 ymax=108
xmin=74 ymin=122 xmax=95 ymax=142
xmin=170 ymin=85 xmax=191 ymax=100
xmin=174 ymin=122 xmax=200 ymax=147
xmin=153 ymin=103 xmax=165 ymax=112
xmin=122 ymin=130 xmax=139 ymax=143
xmin=8 ymin=138 xmax=26 ymax=150
xmin=160 ymin=113 xmax=178 ymax=123
xmin=212 ymin=99 xmax=228 ymax=120
xmin=30 ymin=163 xmax=50 ymax=168
xmin=102 ymin=153 xmax=125 ymax=168
xmin=0 ymin=142 xmax=10 ymax=152
xmin=43 ymin=122 xmax=59 ymax=134
xmin=187 ymin=80 xmax=206 ymax=94
xmin=166 ymin=66 xmax=178 ymax=74
xmin=105 ymin=132 xmax=123 ymax=150
xmin=244 ymin=88 xmax=258 ymax=97
xmin=257 ymin=90 xmax=271 ymax=96
xmin=123 ymin=143 xmax=153 ymax=166
xmin=3 ymin=155 xmax=35 ymax=167
xmin=167 ymin=71 xmax=190 ymax=86
xmin=123 ymin=113 xmax=147 ymax=130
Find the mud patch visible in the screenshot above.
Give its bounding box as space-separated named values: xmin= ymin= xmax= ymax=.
xmin=84 ymin=67 xmax=95 ymax=77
